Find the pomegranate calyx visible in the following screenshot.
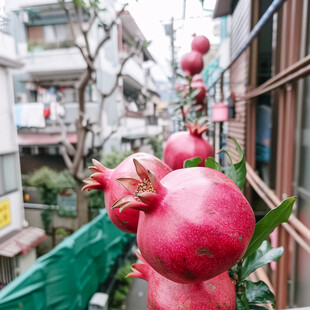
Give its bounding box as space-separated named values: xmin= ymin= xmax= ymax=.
xmin=147 ymin=169 xmax=165 ymax=193
xmin=82 ymin=178 xmax=101 ymax=191
xmin=133 ymin=158 xmax=149 ymax=180
xmin=126 ymin=252 xmax=151 ymax=281
xmin=117 ymin=178 xmax=141 ymax=194
xmin=91 ymin=158 xmax=107 ymax=173
xmin=136 ymin=192 xmax=157 ymax=204
xmin=111 ymin=195 xmax=148 ymax=213
xmin=187 ymin=120 xmax=209 ymax=137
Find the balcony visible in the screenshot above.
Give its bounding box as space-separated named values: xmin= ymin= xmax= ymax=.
xmin=22 ymin=47 xmax=86 ymax=80
xmin=0 ymin=24 xmax=22 ymax=68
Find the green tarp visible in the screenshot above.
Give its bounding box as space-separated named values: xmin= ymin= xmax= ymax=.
xmin=0 ymin=210 xmax=135 ymax=309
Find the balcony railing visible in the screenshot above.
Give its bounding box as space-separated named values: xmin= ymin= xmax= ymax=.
xmin=0 ymin=16 xmax=9 ymax=34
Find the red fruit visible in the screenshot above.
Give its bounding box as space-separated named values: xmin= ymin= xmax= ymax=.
xmin=191 ymin=34 xmax=210 ymax=55
xmin=128 ymin=252 xmax=236 ymax=310
xmin=181 ymin=51 xmax=204 ymax=76
xmin=113 ymin=160 xmax=255 ymax=283
xmin=82 ymin=153 xmax=172 ymax=234
xmin=164 ymin=121 xmax=214 ymax=170
xmin=191 ymin=74 xmax=206 ymax=102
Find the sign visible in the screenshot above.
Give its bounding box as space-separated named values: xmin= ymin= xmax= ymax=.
xmin=57 ymin=189 xmax=77 ymax=217
xmin=0 ymin=200 xmax=11 ymax=229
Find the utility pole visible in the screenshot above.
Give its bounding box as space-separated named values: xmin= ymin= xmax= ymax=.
xmin=170 ymin=16 xmax=176 ymax=91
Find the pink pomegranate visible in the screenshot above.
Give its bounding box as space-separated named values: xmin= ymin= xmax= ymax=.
xmin=181 ymin=51 xmax=204 ymax=76
xmin=127 ymin=252 xmax=236 ymax=310
xmin=191 ymin=34 xmax=210 ymax=55
xmin=113 ymin=160 xmax=255 ymax=283
xmin=82 ymin=153 xmax=172 ymax=234
xmin=163 ymin=121 xmax=214 ymax=170
xmin=191 ymin=74 xmax=206 ymax=102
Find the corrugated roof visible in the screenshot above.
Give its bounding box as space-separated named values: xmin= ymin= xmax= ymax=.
xmin=0 ymin=227 xmax=46 ymax=257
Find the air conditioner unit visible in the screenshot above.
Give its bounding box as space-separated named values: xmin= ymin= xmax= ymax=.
xmin=88 ymin=293 xmax=109 ymax=310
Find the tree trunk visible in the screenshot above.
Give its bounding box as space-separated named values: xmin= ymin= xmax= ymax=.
xmin=76 ymin=181 xmax=89 ymax=227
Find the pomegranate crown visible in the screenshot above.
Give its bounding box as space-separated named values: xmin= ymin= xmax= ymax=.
xmin=126 ymin=252 xmax=151 ymax=282
xmin=187 ymin=120 xmax=209 ymax=137
xmin=111 ymin=159 xmax=165 ymax=213
xmin=82 ymin=159 xmax=111 ymax=192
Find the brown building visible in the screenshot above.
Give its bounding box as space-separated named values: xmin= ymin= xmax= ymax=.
xmin=211 ymin=0 xmax=310 ymax=308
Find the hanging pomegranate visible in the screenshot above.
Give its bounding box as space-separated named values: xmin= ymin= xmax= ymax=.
xmin=127 ymin=252 xmax=236 ymax=310
xmin=191 ymin=34 xmax=210 ymax=55
xmin=82 ymin=153 xmax=172 ymax=234
xmin=113 ymin=159 xmax=255 ymax=283
xmin=163 ymin=121 xmax=214 ymax=170
xmin=181 ymin=51 xmax=204 ymax=76
xmin=191 ymin=74 xmax=206 ymax=102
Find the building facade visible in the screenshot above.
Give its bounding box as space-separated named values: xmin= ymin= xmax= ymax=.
xmin=5 ymin=0 xmax=162 ymax=175
xmin=211 ymin=0 xmax=310 ymax=308
xmin=0 ymin=1 xmax=45 ymax=289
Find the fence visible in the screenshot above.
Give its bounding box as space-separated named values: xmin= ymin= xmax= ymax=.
xmin=0 ymin=210 xmax=135 ymax=309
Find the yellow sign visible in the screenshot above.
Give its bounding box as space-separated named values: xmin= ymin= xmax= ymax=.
xmin=0 ymin=200 xmax=11 ymax=229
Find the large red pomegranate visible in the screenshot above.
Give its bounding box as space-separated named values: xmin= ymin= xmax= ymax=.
xmin=181 ymin=51 xmax=204 ymax=76
xmin=113 ymin=160 xmax=255 ymax=283
xmin=191 ymin=34 xmax=210 ymax=55
xmin=163 ymin=121 xmax=214 ymax=170
xmin=82 ymin=153 xmax=172 ymax=234
xmin=127 ymin=252 xmax=236 ymax=310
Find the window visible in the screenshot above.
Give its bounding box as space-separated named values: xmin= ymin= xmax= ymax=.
xmin=0 ymin=153 xmax=18 ymax=196
xmin=27 ymin=24 xmax=73 ymax=50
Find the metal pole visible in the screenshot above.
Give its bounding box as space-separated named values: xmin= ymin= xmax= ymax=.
xmin=210 ymin=0 xmax=288 ymax=90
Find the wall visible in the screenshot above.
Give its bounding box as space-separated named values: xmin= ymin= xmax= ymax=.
xmin=227 ymin=0 xmax=251 ymax=161
xmin=0 ymin=57 xmax=24 ymax=239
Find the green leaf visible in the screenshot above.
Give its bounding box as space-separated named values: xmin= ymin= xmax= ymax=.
xmin=189 ymin=88 xmax=201 ymax=100
xmin=176 ymin=73 xmax=185 ymax=79
xmin=184 ymin=157 xmax=202 ymax=168
xmin=73 ymin=0 xmax=86 ymax=7
xmin=236 ymin=292 xmax=250 ymax=310
xmin=205 ymin=158 xmax=221 ymax=172
xmin=220 ymin=136 xmax=246 ymax=189
xmin=244 ymin=197 xmax=296 ymax=258
xmin=229 ymin=136 xmax=246 ymax=189
xmin=241 ymin=241 xmax=283 ymax=280
xmin=143 ymin=40 xmax=152 ymax=48
xmin=245 ymin=280 xmax=276 ymax=308
xmin=219 ymin=149 xmax=238 ymax=184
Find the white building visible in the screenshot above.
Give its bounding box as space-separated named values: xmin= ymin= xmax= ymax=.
xmin=4 ymin=0 xmax=162 ymax=175
xmin=0 ymin=2 xmax=46 ymax=289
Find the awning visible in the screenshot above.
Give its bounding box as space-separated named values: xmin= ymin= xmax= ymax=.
xmin=18 ymin=133 xmax=77 ymax=146
xmin=213 ymin=0 xmax=234 ymax=18
xmin=0 ymin=227 xmax=46 ymax=258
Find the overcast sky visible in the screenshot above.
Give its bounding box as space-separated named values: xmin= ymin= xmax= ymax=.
xmin=119 ymin=0 xmax=218 ymax=81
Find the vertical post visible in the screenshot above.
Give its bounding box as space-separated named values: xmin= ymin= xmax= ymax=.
xmin=170 ymin=17 xmax=176 ymax=91
xmin=215 ymin=122 xmax=220 ymax=162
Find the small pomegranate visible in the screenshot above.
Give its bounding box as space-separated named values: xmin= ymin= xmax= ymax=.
xmin=191 ymin=34 xmax=210 ymax=55
xmin=181 ymin=51 xmax=204 ymax=76
xmin=113 ymin=160 xmax=255 ymax=283
xmin=191 ymin=74 xmax=206 ymax=102
xmin=164 ymin=121 xmax=214 ymax=170
xmin=127 ymin=252 xmax=236 ymax=310
xmin=82 ymin=153 xmax=172 ymax=234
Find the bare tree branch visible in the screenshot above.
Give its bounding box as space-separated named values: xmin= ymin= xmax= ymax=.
xmin=93 ymin=21 xmax=115 ymax=60
xmin=61 ymin=0 xmax=94 ymax=70
xmin=100 ymin=113 xmax=124 ymax=148
xmin=93 ymin=4 xmax=128 ymax=60
xmin=101 ymin=51 xmax=136 ymax=98
xmin=60 ymin=145 xmax=73 ymax=170
xmin=87 ymin=8 xmax=97 ymax=33
xmin=75 ymin=5 xmax=92 ymax=58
